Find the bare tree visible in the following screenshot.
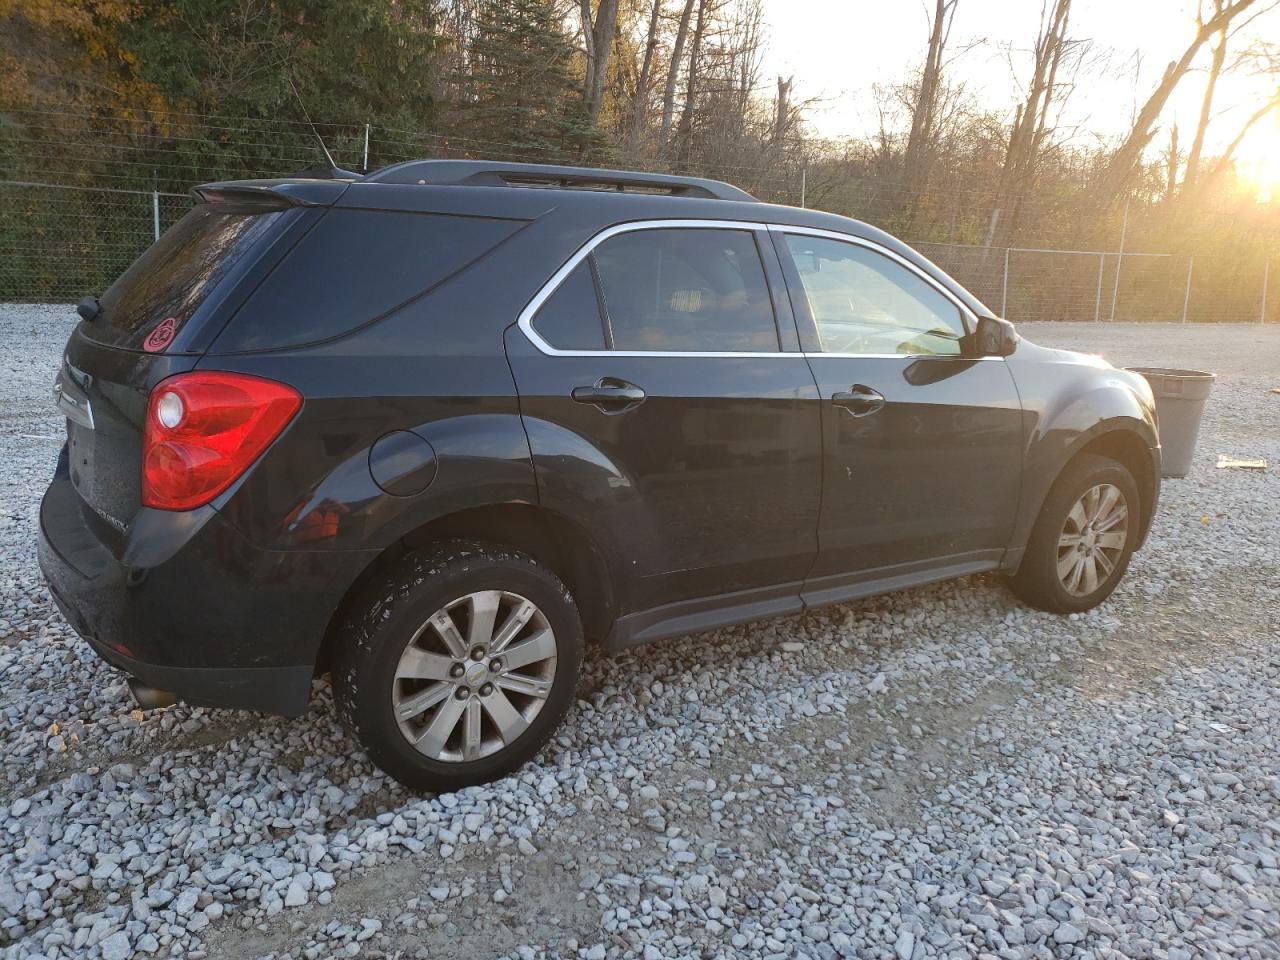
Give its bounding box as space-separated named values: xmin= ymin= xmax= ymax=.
xmin=902 ymin=0 xmax=962 ymax=197
xmin=773 ymin=74 xmax=792 ymax=145
xmin=580 ymin=0 xmax=622 ymax=126
xmin=993 ymin=0 xmax=1078 ymax=241
xmin=1098 ymin=0 xmax=1265 ymax=200
xmin=1182 ymin=0 xmax=1229 ymax=190
xmin=626 ymin=0 xmax=665 ymax=149
xmin=659 ymin=0 xmax=697 ymax=152
xmin=672 ymin=0 xmax=711 ymax=167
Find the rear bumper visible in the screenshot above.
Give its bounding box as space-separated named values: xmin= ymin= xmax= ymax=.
xmin=38 ymin=469 xmax=375 ymax=716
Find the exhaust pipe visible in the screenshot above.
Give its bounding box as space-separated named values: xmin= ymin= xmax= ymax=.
xmin=127 ymin=678 xmax=177 ymax=710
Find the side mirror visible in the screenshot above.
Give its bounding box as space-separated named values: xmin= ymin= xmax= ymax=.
xmin=974 ymin=315 xmax=1018 ymax=357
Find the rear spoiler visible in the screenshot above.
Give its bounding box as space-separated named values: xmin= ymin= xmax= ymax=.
xmin=190 ymin=178 xmax=351 ymax=209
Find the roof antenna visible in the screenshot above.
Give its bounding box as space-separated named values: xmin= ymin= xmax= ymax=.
xmin=286 ymin=76 xmax=361 ymax=180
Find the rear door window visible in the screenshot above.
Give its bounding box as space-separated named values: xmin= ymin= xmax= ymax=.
xmin=591 ymin=228 xmax=779 ymax=352
xmin=216 ymin=209 xmax=524 ymax=352
xmin=90 ymin=204 xmax=283 ymax=350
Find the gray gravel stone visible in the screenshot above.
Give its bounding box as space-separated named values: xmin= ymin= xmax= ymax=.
xmin=0 ymin=311 xmax=1277 ymax=960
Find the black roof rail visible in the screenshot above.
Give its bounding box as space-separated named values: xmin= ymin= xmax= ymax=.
xmin=363 ymin=159 xmax=756 ymax=201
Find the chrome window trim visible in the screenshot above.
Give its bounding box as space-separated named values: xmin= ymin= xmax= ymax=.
xmin=517 ymin=217 xmax=1000 ymax=361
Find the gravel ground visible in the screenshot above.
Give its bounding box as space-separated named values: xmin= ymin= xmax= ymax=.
xmin=1 ymin=306 xmax=1277 ymax=960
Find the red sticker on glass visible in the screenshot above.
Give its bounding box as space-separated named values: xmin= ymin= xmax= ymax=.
xmin=143 ymin=316 xmax=177 ymax=353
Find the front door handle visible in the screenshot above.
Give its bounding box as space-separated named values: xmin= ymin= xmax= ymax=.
xmin=571 ymin=378 xmax=646 ymax=414
xmin=831 ymin=384 xmax=885 ymax=417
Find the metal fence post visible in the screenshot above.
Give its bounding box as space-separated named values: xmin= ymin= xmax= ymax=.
xmin=1261 ymin=260 xmax=1270 ymax=325
xmin=1109 ymin=199 xmax=1129 ymax=322
xmin=363 ymin=123 xmax=371 ymax=172
xmin=1181 ymin=256 xmax=1193 ymax=324
xmin=152 ymin=190 xmax=160 ymax=241
xmin=1001 ymin=247 xmax=1009 ymax=318
xmin=1094 ymin=252 xmax=1105 ymax=322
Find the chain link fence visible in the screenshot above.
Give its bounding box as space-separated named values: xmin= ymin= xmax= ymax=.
xmin=0 ymin=181 xmax=187 ymax=303
xmin=2 ymin=179 xmax=1275 ymax=322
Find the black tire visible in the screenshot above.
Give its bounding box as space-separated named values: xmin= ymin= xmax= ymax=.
xmin=1007 ymin=454 xmax=1141 ymax=614
xmin=332 ymin=540 xmax=583 ymax=791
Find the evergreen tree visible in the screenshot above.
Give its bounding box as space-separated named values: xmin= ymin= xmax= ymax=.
xmin=453 ymin=0 xmax=600 ymax=163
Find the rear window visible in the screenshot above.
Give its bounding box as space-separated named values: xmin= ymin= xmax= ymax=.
xmin=214 ymin=209 xmax=523 ymax=352
xmin=92 ymin=204 xmax=283 ymax=349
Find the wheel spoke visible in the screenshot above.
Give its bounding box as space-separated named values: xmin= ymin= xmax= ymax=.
xmin=499 ymin=628 xmax=556 ymax=672
xmin=414 ymin=694 xmax=468 ymax=756
xmin=1066 ymin=555 xmax=1087 ymax=593
xmin=1096 ymin=530 xmax=1126 ymax=550
xmin=1066 ymin=500 xmax=1088 ymax=532
xmin=1095 ymin=484 xmax=1119 ymax=522
xmin=429 ymin=609 xmax=468 ymax=659
xmin=1081 ymin=554 xmax=1100 ymax=593
xmin=1096 ymin=503 xmax=1128 ymax=532
xmin=467 ymin=591 xmax=502 ymax=649
xmin=1095 ymin=548 xmax=1116 ymax=576
xmin=490 ymin=599 xmax=536 ymax=655
xmin=395 ymin=647 xmax=455 ymax=682
xmin=462 ymin=697 xmax=482 ymax=761
xmin=396 ymin=682 xmax=451 ymax=721
xmin=495 ymin=672 xmax=552 ymax=699
xmin=481 ymin=688 xmax=529 ymax=744
xmin=1057 ymin=548 xmax=1079 ymax=581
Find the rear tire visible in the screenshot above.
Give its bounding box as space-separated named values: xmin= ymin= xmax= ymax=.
xmin=332 ymin=541 xmax=583 ymax=791
xmin=1007 ymin=454 xmax=1140 ymax=614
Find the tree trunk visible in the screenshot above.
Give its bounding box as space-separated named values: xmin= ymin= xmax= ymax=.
xmin=627 ymin=0 xmax=664 ymax=150
xmin=1097 ymin=0 xmax=1257 ymax=201
xmin=580 ymin=0 xmax=621 ymax=126
xmin=659 ymin=0 xmax=697 ymax=156
xmin=1183 ymin=1 xmax=1229 ymax=191
xmin=672 ymin=0 xmax=710 ymax=169
xmin=902 ymin=0 xmax=957 ymax=198
xmin=773 ymin=75 xmax=791 ymax=144
xmin=993 ymin=0 xmax=1072 ymax=243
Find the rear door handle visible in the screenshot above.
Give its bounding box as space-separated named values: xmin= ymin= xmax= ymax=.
xmin=571 ymin=378 xmax=646 ymax=413
xmin=831 ymin=384 xmax=885 ymax=417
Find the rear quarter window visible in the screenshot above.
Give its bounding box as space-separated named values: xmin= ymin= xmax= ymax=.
xmin=214 ymin=209 xmax=524 ymax=352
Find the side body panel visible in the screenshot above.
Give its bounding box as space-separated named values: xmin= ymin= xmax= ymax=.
xmin=505 ymin=328 xmax=822 ymax=620
xmin=801 ymin=354 xmax=1025 ymax=599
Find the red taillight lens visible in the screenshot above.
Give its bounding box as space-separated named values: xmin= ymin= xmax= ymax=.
xmin=142 ymin=371 xmax=301 ymax=511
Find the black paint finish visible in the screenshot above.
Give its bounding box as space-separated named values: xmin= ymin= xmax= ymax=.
xmin=38 ymin=162 xmax=1161 ymax=716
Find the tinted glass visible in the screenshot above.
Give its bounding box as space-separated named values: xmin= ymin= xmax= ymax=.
xmin=532 ymin=261 xmax=605 ymax=350
xmin=784 ymin=235 xmax=964 ymax=356
xmin=220 ymin=209 xmax=523 ymax=351
xmin=93 ymin=204 xmax=282 ymax=349
xmin=592 ymin=228 xmax=778 ymax=352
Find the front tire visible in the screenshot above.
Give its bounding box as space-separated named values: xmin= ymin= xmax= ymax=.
xmin=332 ymin=541 xmax=584 ymax=790
xmin=1007 ymin=454 xmax=1140 ymax=614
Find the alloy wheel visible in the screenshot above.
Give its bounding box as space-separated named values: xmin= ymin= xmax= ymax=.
xmin=391 ymin=590 xmax=557 ymax=762
xmin=1056 ymin=482 xmax=1129 ymax=597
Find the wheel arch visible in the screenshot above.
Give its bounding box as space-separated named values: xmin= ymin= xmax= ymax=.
xmin=1007 ymin=417 xmax=1160 ymax=573
xmin=315 ymin=502 xmax=617 ymax=676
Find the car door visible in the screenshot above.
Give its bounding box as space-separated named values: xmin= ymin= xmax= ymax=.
xmin=770 ymin=227 xmax=1024 ymax=605
xmin=504 ymin=220 xmax=822 ymax=623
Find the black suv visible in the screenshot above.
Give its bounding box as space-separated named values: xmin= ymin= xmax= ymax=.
xmin=39 ymin=161 xmax=1160 ymax=789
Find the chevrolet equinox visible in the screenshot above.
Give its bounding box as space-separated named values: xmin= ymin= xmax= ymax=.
xmin=39 ymin=161 xmax=1161 ymax=789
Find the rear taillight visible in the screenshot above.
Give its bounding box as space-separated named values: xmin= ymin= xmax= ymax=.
xmin=142 ymin=371 xmax=301 ymax=511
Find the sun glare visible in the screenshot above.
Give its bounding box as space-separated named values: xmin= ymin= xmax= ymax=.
xmin=1234 ymin=118 xmax=1280 ymax=204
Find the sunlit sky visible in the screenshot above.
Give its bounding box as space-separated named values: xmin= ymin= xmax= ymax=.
xmin=757 ymin=0 xmax=1280 ymax=191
